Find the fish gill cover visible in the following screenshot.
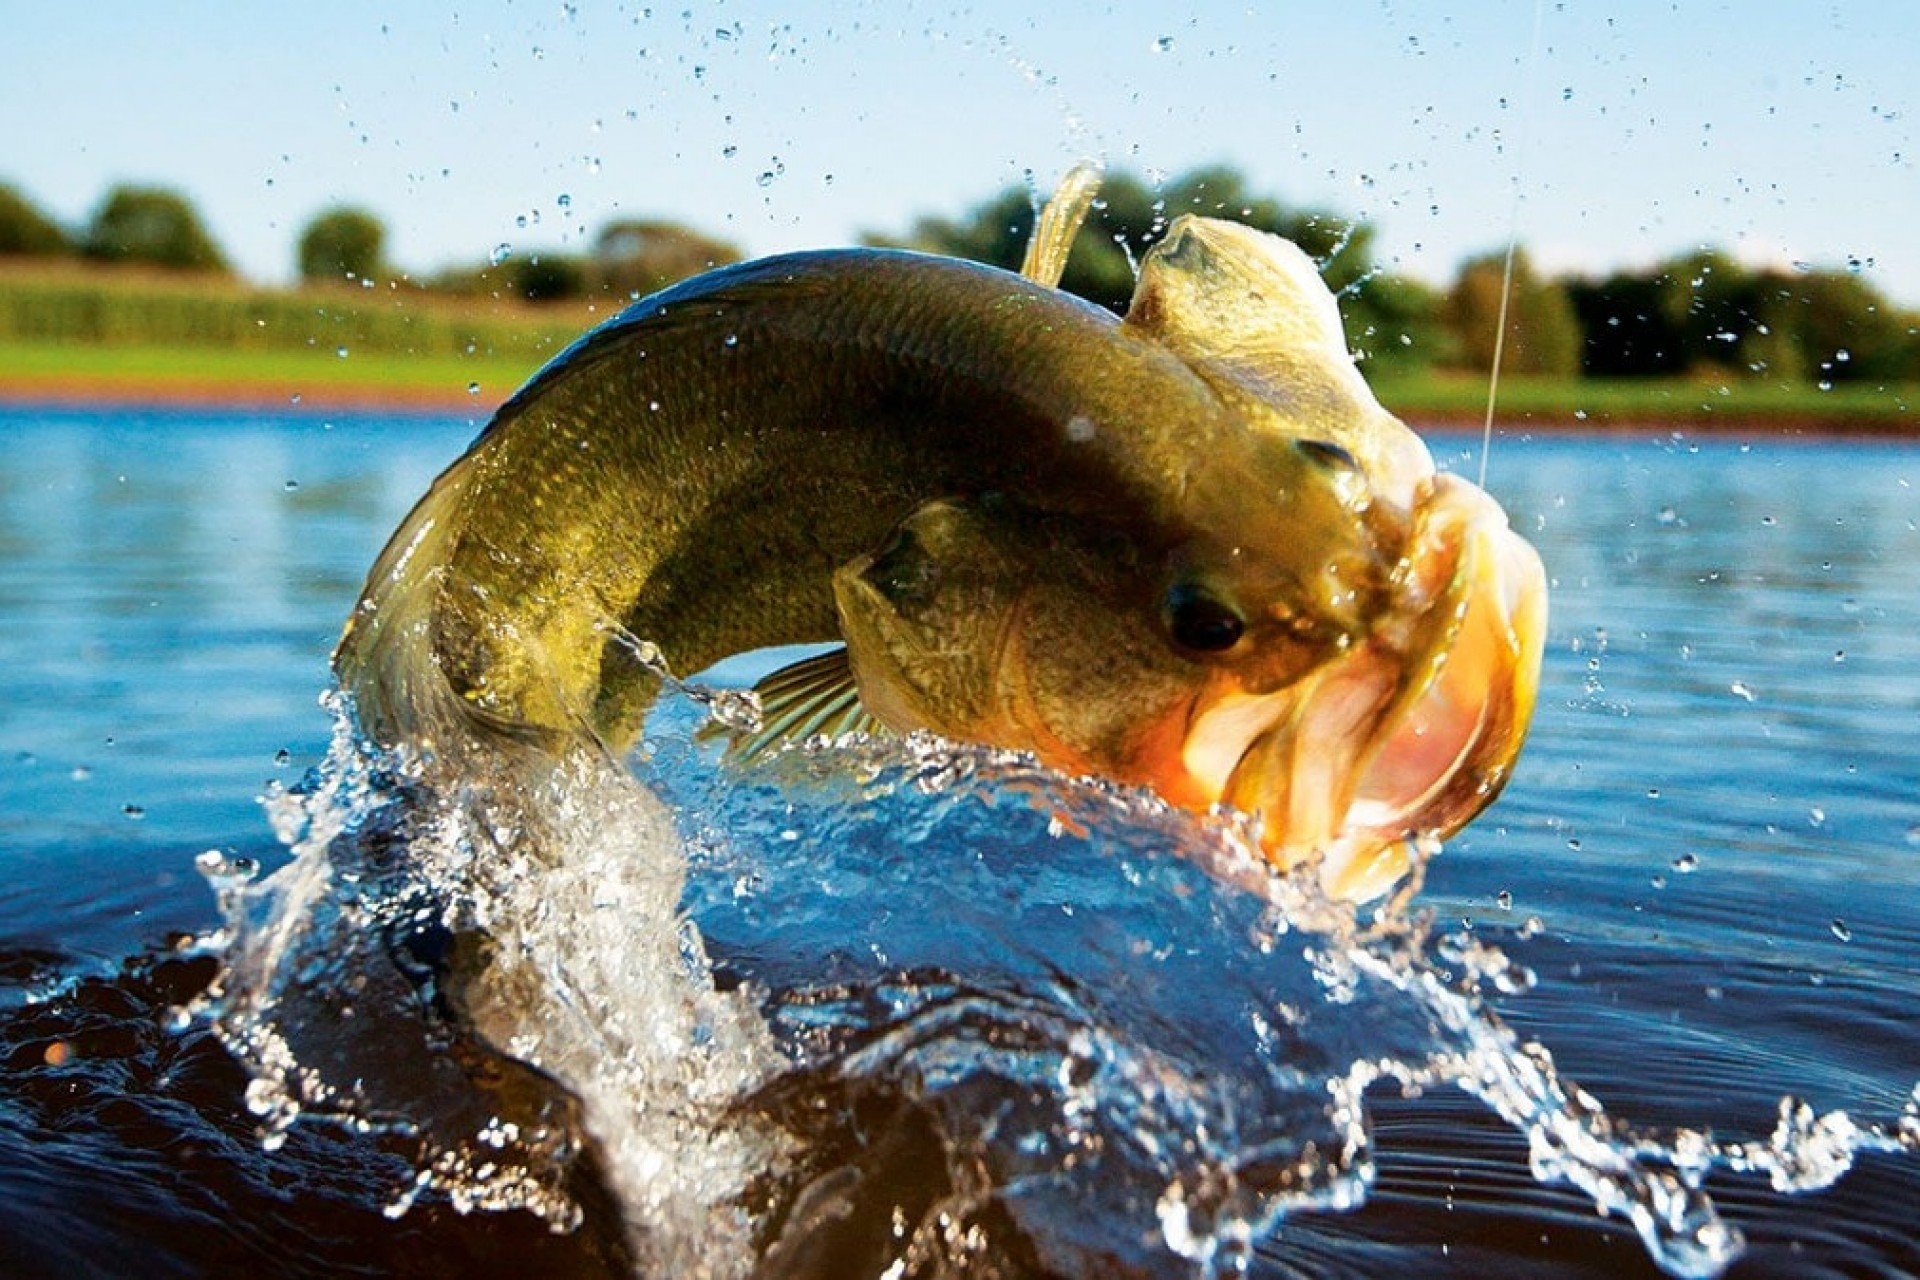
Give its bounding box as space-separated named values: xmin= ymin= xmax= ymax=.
xmin=193 ymin=661 xmax=1920 ymax=1279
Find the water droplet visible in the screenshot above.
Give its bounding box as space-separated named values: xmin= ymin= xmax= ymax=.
xmin=1152 ymin=35 xmax=1175 ymax=52
xmin=1650 ymin=874 xmax=1668 ymax=890
xmin=1905 ymin=824 xmax=1920 ymax=847
xmin=467 ymin=382 xmax=481 ymax=396
xmin=283 ymin=480 xmax=300 ymax=492
xmin=1829 ymin=918 xmax=1852 ymax=942
xmin=70 ymin=765 xmax=92 ymax=782
xmin=273 ymin=748 xmax=292 ymax=766
xmin=722 ymin=334 xmax=739 ymax=348
xmin=490 ymin=242 xmax=513 ymax=266
xmin=557 ymin=192 xmax=572 ymax=209
xmin=1729 ymin=680 xmax=1756 ymax=702
xmin=1671 ymin=852 xmax=1699 ymax=873
xmin=1808 ymin=806 xmax=1825 ymax=827
xmin=122 ymin=803 xmax=146 ymax=820
xmin=1494 ymin=890 xmax=1513 ymax=911
xmin=335 ymin=346 xmax=349 ymax=359
xmin=1517 ymin=914 xmax=1544 ymax=939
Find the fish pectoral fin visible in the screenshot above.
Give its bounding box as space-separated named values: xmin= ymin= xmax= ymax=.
xmin=733 ymin=646 xmax=888 ymax=760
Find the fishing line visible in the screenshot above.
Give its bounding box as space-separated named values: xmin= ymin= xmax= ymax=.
xmin=1480 ymin=0 xmax=1548 ymax=489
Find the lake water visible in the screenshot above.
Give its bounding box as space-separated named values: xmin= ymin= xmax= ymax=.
xmin=1 ymin=404 xmax=1916 ymax=1277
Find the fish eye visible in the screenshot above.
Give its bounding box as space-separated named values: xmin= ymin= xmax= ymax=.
xmin=1295 ymin=438 xmax=1359 ymax=473
xmin=864 ymin=524 xmax=937 ymax=607
xmin=1163 ymin=583 xmax=1245 ymax=653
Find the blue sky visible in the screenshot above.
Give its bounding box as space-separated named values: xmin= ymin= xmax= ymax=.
xmin=8 ymin=2 xmax=1917 ymax=301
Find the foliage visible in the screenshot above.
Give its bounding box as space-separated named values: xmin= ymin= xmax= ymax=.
xmin=1755 ymin=268 xmax=1912 ymax=383
xmin=510 ymin=253 xmax=589 ymax=302
xmin=298 ymin=206 xmax=387 ymax=283
xmin=593 ymin=219 xmax=741 ymax=299
xmin=431 ymin=219 xmax=738 ymax=305
xmin=1566 ymin=273 xmax=1687 ymax=378
xmin=0 ymin=182 xmax=71 ymax=257
xmin=1567 ymin=251 xmax=1918 ymax=382
xmin=15 ymin=172 xmax=1918 ymax=397
xmin=1446 ymin=250 xmax=1582 ymax=377
xmin=82 ymin=184 xmax=229 ymax=272
xmin=1344 ymin=272 xmax=1455 ymax=373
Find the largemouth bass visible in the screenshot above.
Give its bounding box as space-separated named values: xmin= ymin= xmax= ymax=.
xmin=336 ymin=172 xmax=1545 ymax=899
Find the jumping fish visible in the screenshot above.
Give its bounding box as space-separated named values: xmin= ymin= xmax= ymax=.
xmin=336 ymin=169 xmax=1546 ymax=899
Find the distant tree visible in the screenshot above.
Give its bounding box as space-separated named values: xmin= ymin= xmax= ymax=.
xmin=1446 ymin=250 xmax=1582 ymax=377
xmin=82 ymin=184 xmax=228 ymax=271
xmin=298 ymin=206 xmax=386 ymax=283
xmin=0 ymin=182 xmax=71 ymax=257
xmin=508 ymin=252 xmax=588 ymax=302
xmin=592 ymin=219 xmax=741 ymax=298
xmin=1650 ymin=249 xmax=1762 ymax=373
xmin=1759 ymin=269 xmax=1908 ymax=384
xmin=1567 ymin=273 xmax=1688 ymax=378
xmin=1344 ymin=272 xmax=1453 ymax=375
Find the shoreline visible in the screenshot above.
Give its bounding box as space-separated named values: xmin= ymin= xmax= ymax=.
xmin=0 ymin=374 xmax=495 ymax=416
xmin=2 ymin=373 xmax=1916 ymax=439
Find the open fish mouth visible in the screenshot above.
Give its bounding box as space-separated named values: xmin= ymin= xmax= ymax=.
xmin=1197 ymin=473 xmax=1548 ymax=901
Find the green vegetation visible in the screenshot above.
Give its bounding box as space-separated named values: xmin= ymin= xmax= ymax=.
xmin=298 ymin=206 xmax=388 ymax=285
xmin=1371 ymin=371 xmax=1918 ymax=432
xmin=0 ymin=171 xmax=1915 ymax=430
xmin=0 ymin=182 xmax=70 ymax=256
xmin=0 ymin=261 xmax=587 ymax=360
xmin=81 ymin=185 xmax=230 ymax=272
xmin=0 ymin=338 xmax=546 ymax=398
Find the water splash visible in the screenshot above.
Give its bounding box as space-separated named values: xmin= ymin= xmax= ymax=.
xmin=196 ymin=674 xmax=1920 ymax=1277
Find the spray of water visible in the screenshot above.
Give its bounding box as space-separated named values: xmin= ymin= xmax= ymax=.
xmin=193 ymin=674 xmax=1919 ymax=1278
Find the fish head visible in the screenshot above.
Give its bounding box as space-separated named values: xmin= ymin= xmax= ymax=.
xmin=833 ymin=212 xmax=1548 ymax=901
xmin=833 ymin=474 xmax=1544 ymax=902
xmin=1125 ymin=211 xmax=1550 ymax=898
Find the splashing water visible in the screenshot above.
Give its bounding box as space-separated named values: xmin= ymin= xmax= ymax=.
xmin=195 ymin=667 xmax=1920 ymax=1278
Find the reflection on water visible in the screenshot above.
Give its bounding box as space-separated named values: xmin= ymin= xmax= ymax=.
xmin=3 ymin=410 xmax=1920 ymax=1275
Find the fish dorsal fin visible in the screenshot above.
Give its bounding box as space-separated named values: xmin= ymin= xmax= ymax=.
xmin=1020 ymin=162 xmax=1103 ymax=288
xmin=733 ymin=646 xmax=886 ymax=761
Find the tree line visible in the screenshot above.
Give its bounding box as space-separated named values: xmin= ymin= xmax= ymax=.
xmin=3 ymin=174 xmax=1913 ymax=385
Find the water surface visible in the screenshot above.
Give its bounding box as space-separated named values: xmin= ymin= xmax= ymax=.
xmin=1 ymin=407 xmax=1916 ymax=1276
